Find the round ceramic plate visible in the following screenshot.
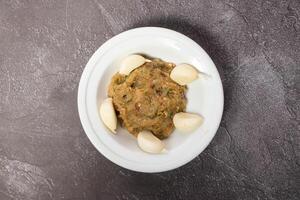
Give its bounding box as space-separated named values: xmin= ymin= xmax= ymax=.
xmin=78 ymin=27 xmax=224 ymax=173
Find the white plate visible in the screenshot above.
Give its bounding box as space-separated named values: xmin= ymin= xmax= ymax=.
xmin=78 ymin=27 xmax=224 ymax=173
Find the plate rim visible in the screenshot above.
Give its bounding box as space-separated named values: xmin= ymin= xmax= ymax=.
xmin=77 ymin=27 xmax=224 ymax=173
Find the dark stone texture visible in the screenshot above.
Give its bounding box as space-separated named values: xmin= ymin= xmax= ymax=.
xmin=0 ymin=0 xmax=299 ymax=199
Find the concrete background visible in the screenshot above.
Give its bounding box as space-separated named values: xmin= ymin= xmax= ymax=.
xmin=0 ymin=0 xmax=299 ymax=199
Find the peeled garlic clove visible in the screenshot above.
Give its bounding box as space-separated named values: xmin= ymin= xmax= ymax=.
xmin=99 ymin=98 xmax=117 ymax=133
xmin=173 ymin=112 xmax=204 ymax=132
xmin=119 ymin=55 xmax=146 ymax=75
xmin=170 ymin=64 xmax=199 ymax=85
xmin=137 ymin=131 xmax=165 ymax=154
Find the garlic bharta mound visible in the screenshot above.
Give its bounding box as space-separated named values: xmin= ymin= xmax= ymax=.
xmin=108 ymin=59 xmax=187 ymax=139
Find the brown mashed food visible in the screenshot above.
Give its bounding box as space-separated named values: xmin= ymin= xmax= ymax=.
xmin=108 ymin=59 xmax=187 ymax=139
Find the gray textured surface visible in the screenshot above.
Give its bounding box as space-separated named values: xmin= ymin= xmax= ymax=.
xmin=0 ymin=0 xmax=299 ymax=199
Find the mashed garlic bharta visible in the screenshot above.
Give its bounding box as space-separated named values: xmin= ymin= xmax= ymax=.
xmin=108 ymin=59 xmax=187 ymax=139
